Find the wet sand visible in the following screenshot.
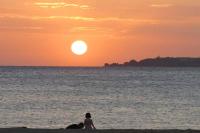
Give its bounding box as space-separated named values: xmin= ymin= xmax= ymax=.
xmin=0 ymin=128 xmax=199 ymax=133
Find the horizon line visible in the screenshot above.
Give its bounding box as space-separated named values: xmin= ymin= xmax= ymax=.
xmin=1 ymin=56 xmax=200 ymax=68
xmin=0 ymin=65 xmax=103 ymax=68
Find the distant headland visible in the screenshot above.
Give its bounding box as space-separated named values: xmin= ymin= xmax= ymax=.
xmin=104 ymin=57 xmax=200 ymax=67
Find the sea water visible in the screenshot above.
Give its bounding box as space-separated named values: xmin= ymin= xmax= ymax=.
xmin=0 ymin=67 xmax=200 ymax=129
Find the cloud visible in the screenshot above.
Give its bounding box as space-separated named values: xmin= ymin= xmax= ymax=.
xmin=120 ymin=22 xmax=200 ymax=38
xmin=0 ymin=26 xmax=42 ymax=30
xmin=70 ymin=27 xmax=98 ymax=32
xmin=0 ymin=12 xmax=158 ymax=24
xmin=151 ymin=4 xmax=173 ymax=8
xmin=34 ymin=2 xmax=90 ymax=9
xmin=32 ymin=16 xmax=95 ymax=21
xmin=0 ymin=12 xmax=160 ymax=35
xmin=0 ymin=13 xmax=95 ymax=21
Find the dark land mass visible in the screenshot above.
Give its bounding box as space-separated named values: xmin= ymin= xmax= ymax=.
xmin=0 ymin=128 xmax=199 ymax=133
xmin=104 ymin=57 xmax=200 ymax=67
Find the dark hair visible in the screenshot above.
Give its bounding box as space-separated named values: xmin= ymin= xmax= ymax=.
xmin=85 ymin=113 xmax=91 ymax=119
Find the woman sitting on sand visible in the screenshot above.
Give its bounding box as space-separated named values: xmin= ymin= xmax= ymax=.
xmin=84 ymin=113 xmax=96 ymax=130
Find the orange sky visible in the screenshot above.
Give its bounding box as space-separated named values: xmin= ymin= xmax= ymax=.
xmin=0 ymin=0 xmax=200 ymax=66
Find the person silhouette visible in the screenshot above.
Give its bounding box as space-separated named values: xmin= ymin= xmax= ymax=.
xmin=84 ymin=113 xmax=96 ymax=130
xmin=66 ymin=122 xmax=84 ymax=129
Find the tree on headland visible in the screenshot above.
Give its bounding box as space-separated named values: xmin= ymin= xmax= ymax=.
xmin=104 ymin=57 xmax=200 ymax=67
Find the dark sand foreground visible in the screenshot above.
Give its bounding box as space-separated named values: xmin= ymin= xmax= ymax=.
xmin=0 ymin=128 xmax=199 ymax=133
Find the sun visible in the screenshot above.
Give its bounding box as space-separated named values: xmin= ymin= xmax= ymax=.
xmin=71 ymin=40 xmax=88 ymax=55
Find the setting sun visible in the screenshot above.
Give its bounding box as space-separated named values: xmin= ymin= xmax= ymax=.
xmin=71 ymin=40 xmax=88 ymax=55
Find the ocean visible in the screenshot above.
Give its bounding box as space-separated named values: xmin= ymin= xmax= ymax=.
xmin=0 ymin=67 xmax=199 ymax=129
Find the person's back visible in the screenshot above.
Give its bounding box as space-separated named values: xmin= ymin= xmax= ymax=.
xmin=84 ymin=113 xmax=96 ymax=130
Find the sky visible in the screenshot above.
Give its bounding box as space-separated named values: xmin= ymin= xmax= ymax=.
xmin=0 ymin=0 xmax=200 ymax=66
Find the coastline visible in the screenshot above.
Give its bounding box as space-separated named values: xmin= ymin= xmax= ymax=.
xmin=104 ymin=57 xmax=200 ymax=67
xmin=0 ymin=128 xmax=199 ymax=133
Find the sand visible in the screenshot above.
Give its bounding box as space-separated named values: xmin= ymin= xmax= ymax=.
xmin=0 ymin=128 xmax=199 ymax=133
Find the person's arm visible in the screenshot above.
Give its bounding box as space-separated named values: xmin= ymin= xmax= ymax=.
xmin=83 ymin=119 xmax=86 ymax=129
xmin=91 ymin=120 xmax=96 ymax=129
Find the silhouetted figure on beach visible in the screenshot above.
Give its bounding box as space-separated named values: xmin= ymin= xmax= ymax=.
xmin=66 ymin=122 xmax=84 ymax=129
xmin=84 ymin=113 xmax=96 ymax=130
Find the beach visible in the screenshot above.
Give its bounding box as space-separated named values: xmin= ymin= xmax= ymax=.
xmin=0 ymin=128 xmax=199 ymax=133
